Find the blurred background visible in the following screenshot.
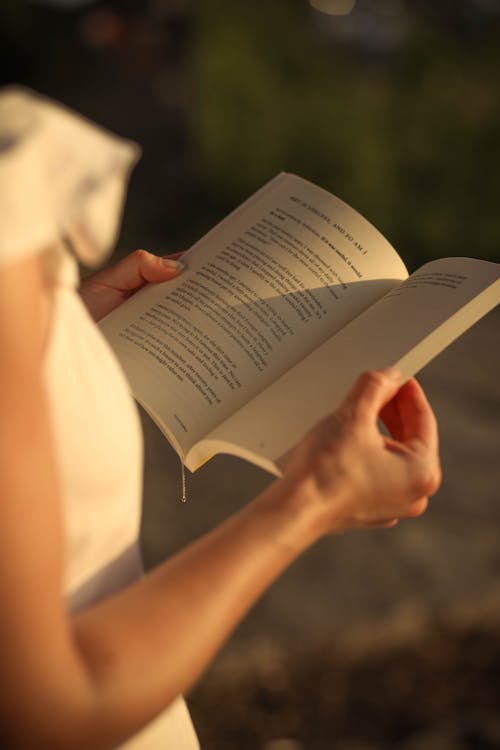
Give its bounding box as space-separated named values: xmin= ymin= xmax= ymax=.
xmin=2 ymin=1 xmax=499 ymax=748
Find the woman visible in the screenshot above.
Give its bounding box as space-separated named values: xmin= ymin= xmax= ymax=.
xmin=0 ymin=87 xmax=441 ymax=749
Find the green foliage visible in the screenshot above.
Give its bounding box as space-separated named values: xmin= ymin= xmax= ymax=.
xmin=188 ymin=1 xmax=500 ymax=267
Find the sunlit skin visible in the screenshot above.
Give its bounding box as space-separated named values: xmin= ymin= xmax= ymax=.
xmin=78 ymin=249 xmax=186 ymax=321
xmin=0 ymin=248 xmax=441 ymax=750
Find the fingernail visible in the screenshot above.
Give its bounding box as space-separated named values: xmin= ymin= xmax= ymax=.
xmin=162 ymin=258 xmax=185 ymax=271
xmin=381 ymin=366 xmax=401 ymax=381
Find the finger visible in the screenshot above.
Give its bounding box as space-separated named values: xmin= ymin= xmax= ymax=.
xmin=379 ymin=397 xmax=404 ymax=441
xmin=401 ymin=496 xmax=429 ymax=518
xmin=362 ymin=518 xmax=399 ymax=529
xmin=99 ymin=249 xmax=185 ymax=293
xmin=343 ymin=368 xmax=402 ymax=425
xmin=363 ymin=497 xmax=429 ymax=528
xmin=130 ymin=249 xmax=185 ymax=286
xmin=391 ymin=378 xmax=439 ymax=454
xmin=164 ymin=251 xmax=185 ymax=261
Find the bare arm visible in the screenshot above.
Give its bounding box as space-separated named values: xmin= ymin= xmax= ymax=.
xmin=0 ymin=255 xmax=440 ymax=750
xmin=0 ymin=254 xmax=95 ymax=747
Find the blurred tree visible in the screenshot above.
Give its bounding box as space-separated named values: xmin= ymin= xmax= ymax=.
xmin=1 ymin=0 xmax=499 ymax=265
xmin=189 ymin=0 xmax=500 ymax=267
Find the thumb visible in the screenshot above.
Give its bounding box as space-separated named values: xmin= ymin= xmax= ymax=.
xmin=100 ymin=249 xmax=185 ymax=293
xmin=128 ymin=249 xmax=186 ymax=287
xmin=343 ymin=368 xmax=402 ymax=424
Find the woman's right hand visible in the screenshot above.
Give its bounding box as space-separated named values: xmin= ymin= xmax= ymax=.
xmin=278 ymin=368 xmax=442 ymax=540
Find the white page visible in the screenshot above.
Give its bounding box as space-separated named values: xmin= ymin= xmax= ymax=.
xmin=196 ymin=258 xmax=499 ymax=473
xmin=100 ymin=174 xmax=407 ymax=455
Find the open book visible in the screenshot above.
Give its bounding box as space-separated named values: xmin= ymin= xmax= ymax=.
xmin=99 ymin=173 xmax=500 ymax=476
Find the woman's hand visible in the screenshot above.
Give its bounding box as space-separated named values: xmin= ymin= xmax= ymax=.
xmin=279 ymin=368 xmax=441 ymax=540
xmin=79 ymin=249 xmax=185 ymax=321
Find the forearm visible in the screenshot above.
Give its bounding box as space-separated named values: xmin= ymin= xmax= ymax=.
xmin=71 ymin=476 xmax=321 ymax=749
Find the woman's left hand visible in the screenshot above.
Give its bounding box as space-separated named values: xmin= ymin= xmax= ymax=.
xmin=79 ymin=249 xmax=185 ymax=321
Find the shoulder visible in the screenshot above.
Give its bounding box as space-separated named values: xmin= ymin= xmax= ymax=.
xmin=0 ymin=85 xmax=139 ymax=272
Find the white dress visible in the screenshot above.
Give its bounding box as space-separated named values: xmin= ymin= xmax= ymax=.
xmin=0 ymin=87 xmax=200 ymax=750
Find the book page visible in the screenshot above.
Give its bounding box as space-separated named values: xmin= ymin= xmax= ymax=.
xmin=100 ymin=173 xmax=407 ymax=456
xmin=195 ymin=258 xmax=499 ymax=474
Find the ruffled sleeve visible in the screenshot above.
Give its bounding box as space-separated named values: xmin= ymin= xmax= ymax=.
xmin=0 ymin=86 xmax=140 ymax=270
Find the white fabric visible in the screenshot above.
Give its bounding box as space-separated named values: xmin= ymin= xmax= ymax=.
xmin=0 ymin=87 xmax=200 ymax=750
xmin=0 ymin=86 xmax=139 ymax=268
